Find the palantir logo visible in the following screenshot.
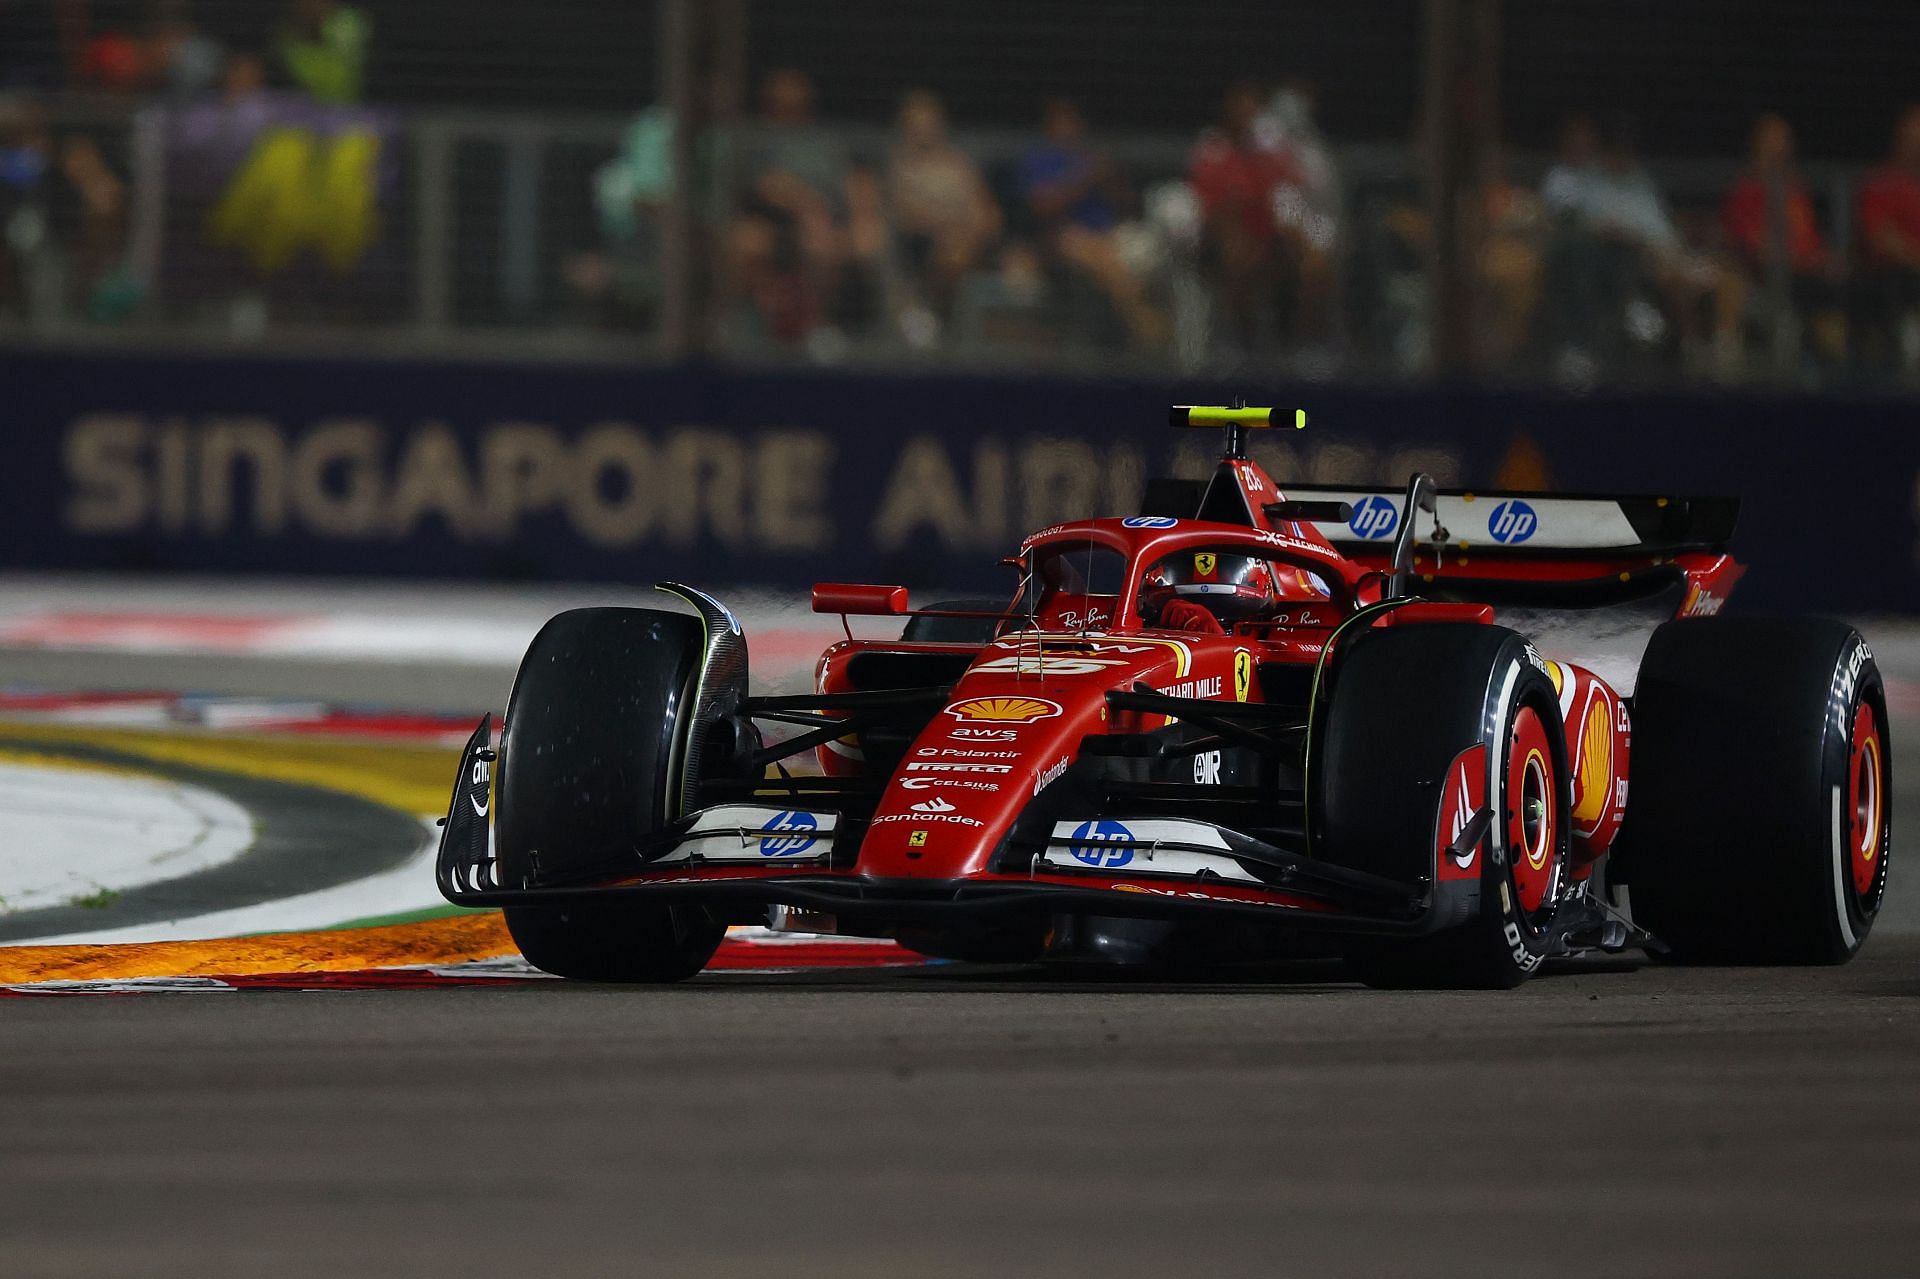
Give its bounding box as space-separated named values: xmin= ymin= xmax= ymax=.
xmin=759 ymin=810 xmax=819 ymax=857
xmin=1488 ymin=499 xmax=1538 ymax=544
xmin=1068 ymin=819 xmax=1136 ymax=868
xmin=1348 ymin=494 xmax=1398 ymax=540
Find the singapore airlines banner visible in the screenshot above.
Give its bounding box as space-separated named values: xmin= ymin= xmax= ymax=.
xmin=1 ymin=348 xmax=1913 ymax=610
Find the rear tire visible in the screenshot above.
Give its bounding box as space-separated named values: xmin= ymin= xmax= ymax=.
xmin=1618 ymin=617 xmax=1890 ymax=964
xmin=1317 ymin=624 xmax=1572 ymax=989
xmin=496 ymin=607 xmax=727 ymax=982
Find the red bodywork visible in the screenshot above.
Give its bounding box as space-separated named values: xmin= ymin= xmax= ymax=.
xmin=804 ymin=457 xmax=1687 ymax=900
xmin=439 ymin=436 xmax=1744 ymax=954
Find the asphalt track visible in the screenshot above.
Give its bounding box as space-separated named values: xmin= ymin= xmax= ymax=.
xmin=2 ymin=616 xmax=1919 ymax=1275
xmin=2 ymin=947 xmax=1917 ymax=1277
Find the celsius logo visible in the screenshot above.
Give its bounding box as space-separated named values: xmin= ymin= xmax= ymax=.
xmin=1488 ymin=499 xmax=1538 ymax=544
xmin=1348 ymin=494 xmax=1398 ymax=540
xmin=1122 ymin=515 xmax=1179 ymax=528
xmin=1068 ymin=819 xmax=1135 ymax=868
xmin=758 ymin=810 xmax=819 ymax=857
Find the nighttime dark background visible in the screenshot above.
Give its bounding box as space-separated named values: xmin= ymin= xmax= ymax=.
xmin=6 ymin=0 xmax=1916 ymax=157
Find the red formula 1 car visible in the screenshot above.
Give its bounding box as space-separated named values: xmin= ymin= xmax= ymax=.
xmin=437 ymin=406 xmax=1893 ymax=987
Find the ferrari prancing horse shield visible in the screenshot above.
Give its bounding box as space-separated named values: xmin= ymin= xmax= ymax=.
xmin=1234 ymin=650 xmax=1253 ymax=701
xmin=1194 ymin=553 xmax=1217 ymax=577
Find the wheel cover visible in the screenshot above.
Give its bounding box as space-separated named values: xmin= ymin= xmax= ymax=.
xmin=1506 ymin=704 xmax=1558 ymax=915
xmin=1847 ymin=702 xmax=1886 ymax=900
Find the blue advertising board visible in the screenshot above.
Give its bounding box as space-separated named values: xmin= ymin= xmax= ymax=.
xmin=1 ymin=345 xmax=1914 ymax=613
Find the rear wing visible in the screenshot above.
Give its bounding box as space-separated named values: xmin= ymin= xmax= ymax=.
xmin=1278 ymin=485 xmax=1739 ymax=557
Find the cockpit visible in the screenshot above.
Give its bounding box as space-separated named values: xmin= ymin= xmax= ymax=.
xmin=1018 ymin=531 xmax=1344 ymax=635
xmin=1135 ymin=548 xmax=1332 ymax=634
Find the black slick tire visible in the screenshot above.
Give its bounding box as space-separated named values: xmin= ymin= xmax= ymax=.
xmin=495 ymin=607 xmax=726 ymax=982
xmin=1618 ymin=617 xmax=1890 ymax=964
xmin=1317 ymin=623 xmax=1572 ymax=989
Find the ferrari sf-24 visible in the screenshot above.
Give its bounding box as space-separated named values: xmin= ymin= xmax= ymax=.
xmin=437 ymin=406 xmax=1891 ymax=987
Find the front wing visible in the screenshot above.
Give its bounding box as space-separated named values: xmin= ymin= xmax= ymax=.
xmin=437 ymin=719 xmax=1446 ymax=937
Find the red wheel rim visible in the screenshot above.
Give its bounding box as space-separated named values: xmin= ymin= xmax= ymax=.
xmin=1847 ymin=702 xmax=1884 ymax=899
xmin=1506 ymin=704 xmax=1557 ymax=914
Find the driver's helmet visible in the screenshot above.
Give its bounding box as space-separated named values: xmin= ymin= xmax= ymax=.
xmin=1140 ymin=551 xmax=1332 ymax=628
xmin=1139 ymin=551 xmax=1285 ymax=627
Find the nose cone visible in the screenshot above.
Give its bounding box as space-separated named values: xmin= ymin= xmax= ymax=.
xmin=855 ymin=636 xmax=1190 ymax=878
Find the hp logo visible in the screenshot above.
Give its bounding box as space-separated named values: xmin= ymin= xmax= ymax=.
xmin=1122 ymin=516 xmax=1179 ymax=529
xmin=1347 ymin=494 xmax=1399 ymax=540
xmin=1488 ymin=499 xmax=1538 ymax=545
xmin=1068 ymin=819 xmax=1136 ymax=868
xmin=759 ymin=810 xmax=819 ymax=857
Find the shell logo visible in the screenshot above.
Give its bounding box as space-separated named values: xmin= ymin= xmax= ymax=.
xmin=944 ymin=696 xmax=1063 ymax=724
xmin=1571 ymin=697 xmax=1613 ymax=828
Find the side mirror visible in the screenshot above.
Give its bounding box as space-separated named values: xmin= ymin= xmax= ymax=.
xmin=811 ymin=583 xmax=909 ymax=616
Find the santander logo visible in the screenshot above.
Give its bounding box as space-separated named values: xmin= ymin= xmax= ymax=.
xmin=911 ymin=796 xmax=958 ymax=814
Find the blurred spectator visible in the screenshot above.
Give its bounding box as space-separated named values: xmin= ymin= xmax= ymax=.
xmin=567 ymin=105 xmax=674 ymax=327
xmin=1018 ymin=97 xmax=1165 ymax=350
xmin=175 ymin=51 xmax=274 ymax=156
xmin=0 ymin=90 xmax=133 ymax=322
xmin=1254 ymin=79 xmax=1340 ymax=260
xmin=58 ymin=131 xmax=131 ymax=315
xmin=1478 ymin=148 xmax=1545 ymax=366
xmin=1857 ymin=106 xmax=1920 ymax=373
xmin=740 ymin=70 xmax=846 ymax=238
xmin=840 ymin=165 xmax=892 ymax=336
xmin=1375 ymin=138 xmax=1542 ymax=371
xmin=886 ymin=88 xmax=1000 ymax=344
xmin=1539 ymin=114 xmax=1600 ymax=221
xmin=1188 ymin=81 xmax=1328 ymax=353
xmin=145 ymin=0 xmax=223 ymax=101
xmin=1720 ymin=113 xmax=1845 ymax=367
xmin=276 ymin=0 xmax=369 ymax=104
xmin=724 ymin=69 xmax=879 ymax=351
xmin=1543 ymin=115 xmax=1744 ymax=379
xmin=76 ymin=22 xmax=147 ymax=97
xmin=1723 ymin=114 xmax=1830 ymax=274
xmin=0 ymin=91 xmax=52 ymax=315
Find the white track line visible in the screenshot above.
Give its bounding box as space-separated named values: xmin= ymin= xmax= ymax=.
xmin=14 ymin=819 xmax=446 ymax=946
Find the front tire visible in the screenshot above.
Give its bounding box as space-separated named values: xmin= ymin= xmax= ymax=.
xmin=1317 ymin=624 xmax=1572 ymax=989
xmin=1617 ymin=616 xmax=1891 ymax=964
xmin=506 ymin=900 xmax=725 ymax=983
xmin=496 ymin=607 xmax=727 ymax=982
